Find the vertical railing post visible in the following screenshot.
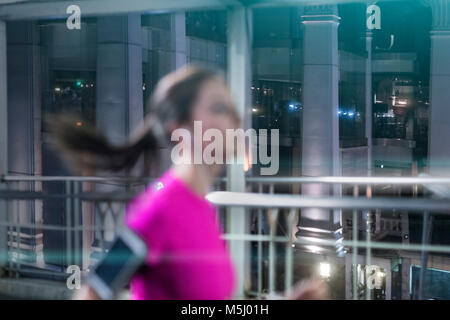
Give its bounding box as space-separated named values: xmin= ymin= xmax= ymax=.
xmin=226 ymin=5 xmax=252 ymax=299
xmin=365 ymin=209 xmax=372 ymax=300
xmin=268 ymin=208 xmax=278 ymax=294
xmin=284 ymin=208 xmax=296 ymax=295
xmin=257 ymin=183 xmax=263 ymax=295
xmin=15 ymin=199 xmax=20 ymax=277
xmin=352 ymin=184 xmax=359 ymax=300
xmin=0 ymin=19 xmax=8 ymax=270
xmin=65 ymin=181 xmax=72 ymax=268
xmin=418 ymin=211 xmax=433 ymax=300
xmin=74 ymin=181 xmax=81 ymax=268
xmin=268 ymin=184 xmax=277 ymax=293
xmin=365 ymin=185 xmax=373 ymax=300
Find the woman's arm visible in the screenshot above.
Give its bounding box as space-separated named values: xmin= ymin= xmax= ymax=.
xmin=73 ymin=286 xmax=102 ymax=300
xmin=263 ymin=277 xmax=329 ymax=300
xmin=287 ymin=277 xmax=329 ymax=300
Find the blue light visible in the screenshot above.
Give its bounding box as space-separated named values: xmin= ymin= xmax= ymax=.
xmin=287 ymin=102 xmax=300 ymax=112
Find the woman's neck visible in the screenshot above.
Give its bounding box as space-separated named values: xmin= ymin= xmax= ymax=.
xmin=171 ymin=163 xmax=219 ymax=197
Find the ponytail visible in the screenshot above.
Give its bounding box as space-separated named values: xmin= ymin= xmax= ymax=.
xmin=51 ymin=115 xmax=159 ymax=173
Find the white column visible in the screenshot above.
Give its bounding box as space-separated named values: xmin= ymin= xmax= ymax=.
xmin=154 ymin=12 xmax=188 ymax=174
xmin=364 ymin=31 xmax=373 ymax=176
xmin=171 ymin=12 xmax=187 ymax=69
xmin=95 ymin=14 xmax=144 ymax=252
xmin=227 ymin=6 xmax=252 ymax=298
xmin=6 ymin=21 xmax=42 ymax=264
xmin=429 ymin=0 xmax=450 ymax=176
xmin=96 ymin=14 xmax=144 ymax=145
xmin=0 ymin=20 xmax=8 ymax=268
xmin=298 ymin=5 xmax=341 ymax=244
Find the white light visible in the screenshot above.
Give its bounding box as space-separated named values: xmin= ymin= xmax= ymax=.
xmin=319 ymin=262 xmax=331 ymax=278
xmin=54 ymin=87 xmax=61 ymax=92
xmin=381 ymin=164 xmax=384 ymax=168
xmin=305 ymin=245 xmax=322 ymax=253
xmin=252 ymin=108 xmax=258 ymax=112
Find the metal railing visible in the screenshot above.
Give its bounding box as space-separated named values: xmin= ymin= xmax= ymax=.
xmin=1 ymin=174 xmax=450 ymax=299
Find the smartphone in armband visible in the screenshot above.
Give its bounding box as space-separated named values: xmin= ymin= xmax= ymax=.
xmin=87 ymin=226 xmax=147 ymax=300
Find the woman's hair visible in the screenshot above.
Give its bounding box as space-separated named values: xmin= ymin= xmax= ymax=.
xmin=52 ymin=66 xmax=221 ymax=174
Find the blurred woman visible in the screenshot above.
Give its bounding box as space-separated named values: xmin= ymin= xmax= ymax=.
xmin=55 ymin=66 xmax=327 ymax=300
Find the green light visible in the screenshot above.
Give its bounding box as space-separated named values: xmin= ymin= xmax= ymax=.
xmin=76 ymin=80 xmax=82 ymax=87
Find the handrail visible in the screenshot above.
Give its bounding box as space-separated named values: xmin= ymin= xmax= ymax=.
xmin=4 ymin=174 xmax=450 ymax=185
xmin=1 ymin=175 xmax=153 ymax=183
xmin=246 ymin=175 xmax=450 ymax=185
xmin=4 ymin=188 xmax=450 ymax=211
xmin=0 ymin=190 xmax=137 ymax=201
xmin=206 ymin=191 xmax=450 ymax=212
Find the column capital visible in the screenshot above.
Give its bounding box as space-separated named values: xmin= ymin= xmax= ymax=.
xmin=359 ymin=30 xmax=374 ymax=39
xmin=429 ymin=0 xmax=450 ymax=31
xmin=301 ymin=4 xmax=340 ymax=24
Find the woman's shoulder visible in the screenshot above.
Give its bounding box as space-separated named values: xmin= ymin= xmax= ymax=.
xmin=127 ymin=176 xmax=177 ymax=221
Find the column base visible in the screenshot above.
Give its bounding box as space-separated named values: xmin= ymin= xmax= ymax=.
xmin=295 ymin=222 xmax=346 ymax=257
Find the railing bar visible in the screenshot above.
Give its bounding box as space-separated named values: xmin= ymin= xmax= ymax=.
xmin=6 ymin=184 xmax=13 ymax=277
xmin=11 ymin=198 xmax=18 ymax=277
xmin=284 ymin=208 xmax=295 ymax=295
xmin=221 ymin=234 xmax=450 ymax=253
xmin=5 ymin=198 xmax=11 ymax=278
xmin=365 ymin=183 xmax=373 ymax=301
xmin=2 ymin=175 xmax=155 ymax=183
xmin=246 ymin=176 xmax=450 ymax=185
xmin=5 ymin=191 xmax=450 ymax=213
xmin=365 ymin=209 xmax=371 ymax=300
xmin=352 ymin=184 xmax=358 ymax=300
xmin=418 ymin=211 xmax=433 ymax=300
xmin=268 ymin=184 xmax=276 ymax=294
xmin=207 ymin=192 xmax=450 ymax=212
xmin=0 ymin=225 xmax=430 ymax=253
xmin=268 ymin=208 xmax=278 ymax=294
xmin=6 ymin=174 xmax=450 ymax=185
xmin=74 ymin=181 xmax=81 ymax=268
xmin=16 ymin=198 xmax=20 ymax=278
xmin=0 ymin=221 xmax=113 ymax=232
xmin=257 ymin=182 xmax=263 ymax=295
xmin=65 ymin=181 xmax=72 ymax=267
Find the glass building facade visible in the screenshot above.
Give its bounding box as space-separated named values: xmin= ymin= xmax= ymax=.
xmin=1 ymin=0 xmax=450 ymax=300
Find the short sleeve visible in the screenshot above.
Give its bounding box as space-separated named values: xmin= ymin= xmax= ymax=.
xmin=125 ymin=198 xmax=168 ymax=266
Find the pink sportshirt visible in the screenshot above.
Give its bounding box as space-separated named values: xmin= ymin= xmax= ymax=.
xmin=125 ymin=170 xmax=235 ymax=300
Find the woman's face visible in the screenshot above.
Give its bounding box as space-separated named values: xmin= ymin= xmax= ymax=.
xmin=189 ymin=78 xmax=241 ymax=166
